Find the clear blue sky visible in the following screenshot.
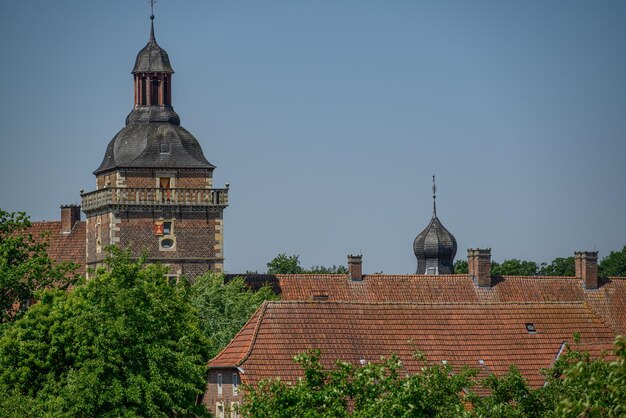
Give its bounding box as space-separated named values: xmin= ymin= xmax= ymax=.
xmin=1 ymin=1 xmax=625 ymax=274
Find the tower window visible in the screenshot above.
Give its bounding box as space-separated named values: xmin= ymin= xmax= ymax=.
xmin=160 ymin=238 xmax=174 ymax=249
xmin=160 ymin=143 xmax=170 ymax=154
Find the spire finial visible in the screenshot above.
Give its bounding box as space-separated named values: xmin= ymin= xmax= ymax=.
xmin=432 ymin=175 xmax=437 ymax=217
xmin=149 ymin=0 xmax=156 ymax=41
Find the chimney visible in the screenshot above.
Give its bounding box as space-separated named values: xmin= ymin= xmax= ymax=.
xmin=575 ymin=251 xmax=598 ymax=290
xmin=467 ymin=249 xmax=476 ymax=277
xmin=468 ymin=248 xmax=491 ymax=287
xmin=61 ymin=205 xmax=81 ymax=234
xmin=347 ymin=255 xmax=363 ymax=281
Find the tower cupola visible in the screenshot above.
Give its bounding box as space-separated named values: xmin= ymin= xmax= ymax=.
xmin=413 ymin=176 xmax=457 ymax=274
xmin=94 ymin=14 xmax=214 ymax=175
xmin=132 ymin=15 xmax=174 ymax=107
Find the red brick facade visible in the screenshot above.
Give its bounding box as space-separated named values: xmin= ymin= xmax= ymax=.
xmin=85 ymin=169 xmax=225 ymax=277
xmin=204 ymin=370 xmax=242 ymax=417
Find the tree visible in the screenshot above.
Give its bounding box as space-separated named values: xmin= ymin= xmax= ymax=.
xmin=267 ymin=253 xmax=303 ymax=274
xmin=190 ymin=273 xmax=278 ymax=358
xmin=545 ymin=336 xmax=626 ymax=417
xmin=454 ymin=259 xmax=468 ymax=274
xmin=240 ymin=337 xmax=626 ymax=417
xmin=0 ymin=209 xmax=78 ymax=324
xmin=491 ymin=259 xmax=538 ymax=276
xmin=0 ymin=248 xmax=210 ymax=417
xmin=240 ymin=350 xmax=477 ymax=418
xmin=308 ymin=265 xmax=348 ymax=274
xmin=539 ymin=257 xmax=575 ymax=276
xmin=267 ymin=254 xmax=349 ymax=275
xmin=599 ymin=246 xmax=626 ymax=277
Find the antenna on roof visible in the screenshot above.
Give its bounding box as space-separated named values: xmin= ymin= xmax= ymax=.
xmin=432 ymin=174 xmax=437 ymax=217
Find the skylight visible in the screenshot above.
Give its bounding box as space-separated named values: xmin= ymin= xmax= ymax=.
xmin=525 ymin=323 xmax=537 ymax=333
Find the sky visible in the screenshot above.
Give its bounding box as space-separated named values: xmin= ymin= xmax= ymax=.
xmin=0 ymin=1 xmax=625 ymax=274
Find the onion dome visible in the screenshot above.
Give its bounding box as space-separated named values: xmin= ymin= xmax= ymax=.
xmin=94 ymin=16 xmax=213 ymax=175
xmin=413 ymin=177 xmax=457 ymax=274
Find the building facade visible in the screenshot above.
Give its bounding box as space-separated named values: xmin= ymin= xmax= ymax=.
xmin=80 ymin=16 xmax=228 ymax=277
xmin=205 ymin=250 xmax=626 ymax=412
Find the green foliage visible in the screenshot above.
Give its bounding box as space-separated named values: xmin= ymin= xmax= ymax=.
xmin=241 ymin=337 xmax=626 ymax=417
xmin=0 ymin=209 xmax=78 ymax=324
xmin=267 ymin=253 xmax=303 ymax=274
xmin=189 ymin=273 xmax=278 ymax=358
xmin=454 ymin=259 xmax=468 ymax=274
xmin=491 ymin=259 xmax=539 ymax=276
xmin=547 ymin=337 xmax=626 ymax=417
xmin=539 ymin=257 xmax=575 ymax=276
xmin=240 ymin=350 xmax=477 ymax=418
xmin=0 ymin=247 xmax=210 ymax=417
xmin=308 ymin=265 xmax=348 ymax=274
xmin=267 ymin=253 xmax=348 ymax=275
xmin=599 ymin=246 xmax=626 ymax=277
xmin=472 ymin=365 xmax=548 ymax=417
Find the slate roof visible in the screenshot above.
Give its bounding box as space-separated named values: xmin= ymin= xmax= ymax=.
xmin=132 ymin=19 xmax=174 ymax=74
xmin=94 ymin=19 xmax=214 ymax=175
xmin=209 ymin=301 xmax=616 ymax=388
xmin=94 ymin=107 xmax=214 ymax=174
xmin=235 ymin=274 xmax=626 ymax=336
xmin=413 ymin=215 xmax=457 ymax=273
xmin=27 ymin=221 xmax=86 ymax=275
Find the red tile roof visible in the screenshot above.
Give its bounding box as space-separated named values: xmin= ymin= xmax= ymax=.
xmin=209 ymin=301 xmax=616 ymax=388
xmin=246 ymin=274 xmax=626 ymax=335
xmin=27 ymin=221 xmax=86 ymax=275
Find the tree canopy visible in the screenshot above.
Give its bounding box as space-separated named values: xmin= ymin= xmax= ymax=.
xmin=0 ymin=209 xmax=78 ymax=324
xmin=491 ymin=259 xmax=539 ymax=276
xmin=267 ymin=253 xmax=347 ymax=275
xmin=240 ymin=337 xmax=626 ymax=418
xmin=539 ymin=256 xmax=575 ymax=276
xmin=189 ymin=273 xmax=278 ymax=359
xmin=599 ymin=246 xmax=626 ymax=277
xmin=0 ymin=248 xmax=211 ymax=417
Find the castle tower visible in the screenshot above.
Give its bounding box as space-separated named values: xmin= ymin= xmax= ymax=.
xmin=413 ymin=176 xmax=457 ymax=274
xmin=81 ymin=15 xmax=228 ymax=278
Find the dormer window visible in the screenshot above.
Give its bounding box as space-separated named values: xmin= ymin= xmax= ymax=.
xmin=160 ymin=143 xmax=170 ymax=154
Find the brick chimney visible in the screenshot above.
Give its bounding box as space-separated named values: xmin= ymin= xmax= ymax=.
xmin=468 ymin=248 xmax=492 ymax=287
xmin=61 ymin=205 xmax=81 ymax=234
xmin=348 ymin=255 xmax=363 ymax=281
xmin=575 ymin=251 xmax=598 ymax=290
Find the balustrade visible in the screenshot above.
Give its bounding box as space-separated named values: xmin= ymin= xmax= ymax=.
xmin=81 ymin=187 xmax=228 ymax=212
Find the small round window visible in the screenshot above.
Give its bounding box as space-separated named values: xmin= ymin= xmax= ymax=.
xmin=161 ymin=238 xmax=174 ymax=249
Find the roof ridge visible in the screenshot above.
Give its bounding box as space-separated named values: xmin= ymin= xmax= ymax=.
xmin=265 ymin=300 xmax=589 ymax=307
xmin=208 ymin=302 xmax=266 ymax=366
xmin=499 ymin=275 xmax=578 ymax=279
xmin=237 ymin=301 xmax=269 ymax=367
xmin=581 ymin=300 xmax=619 ymax=335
